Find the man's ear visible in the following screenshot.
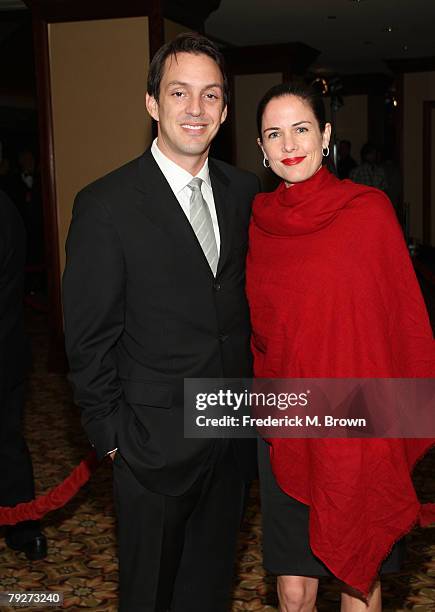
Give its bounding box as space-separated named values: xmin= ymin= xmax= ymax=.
xmin=220 ymin=105 xmax=228 ymax=125
xmin=145 ymin=93 xmax=159 ymax=122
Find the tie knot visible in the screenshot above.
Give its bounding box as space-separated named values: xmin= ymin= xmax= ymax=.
xmin=188 ymin=177 xmax=203 ymax=192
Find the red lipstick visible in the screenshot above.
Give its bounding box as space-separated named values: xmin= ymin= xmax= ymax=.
xmin=281 ymin=157 xmax=306 ymax=166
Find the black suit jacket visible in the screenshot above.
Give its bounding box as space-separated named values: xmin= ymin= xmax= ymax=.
xmin=0 ymin=190 xmax=30 ymax=391
xmin=62 ymin=150 xmax=259 ymax=494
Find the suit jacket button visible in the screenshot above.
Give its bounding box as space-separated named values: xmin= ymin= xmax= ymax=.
xmin=219 ymin=334 xmax=228 ymax=343
xmin=214 ymin=282 xmax=221 ymax=291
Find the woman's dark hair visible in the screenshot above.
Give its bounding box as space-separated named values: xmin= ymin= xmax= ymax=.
xmin=147 ymin=32 xmax=229 ymax=107
xmin=256 ymin=82 xmax=327 ymax=141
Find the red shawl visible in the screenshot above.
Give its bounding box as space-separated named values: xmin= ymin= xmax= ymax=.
xmin=246 ymin=166 xmax=435 ymax=596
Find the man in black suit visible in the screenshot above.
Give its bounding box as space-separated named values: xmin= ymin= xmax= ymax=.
xmin=62 ymin=33 xmax=259 ymax=611
xmin=0 ymin=189 xmax=46 ymax=560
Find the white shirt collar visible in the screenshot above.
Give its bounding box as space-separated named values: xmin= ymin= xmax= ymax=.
xmin=151 ymin=138 xmax=211 ymax=195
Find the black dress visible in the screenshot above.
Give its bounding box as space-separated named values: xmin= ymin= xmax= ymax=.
xmin=258 ymin=438 xmax=406 ymax=577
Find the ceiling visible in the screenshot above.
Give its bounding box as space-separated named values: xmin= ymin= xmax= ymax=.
xmin=205 ymin=0 xmax=435 ymax=74
xmin=2 ymin=1 xmax=435 ymax=75
xmin=0 ymin=0 xmax=25 ymax=9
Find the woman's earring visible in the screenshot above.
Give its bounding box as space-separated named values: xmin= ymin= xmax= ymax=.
xmin=263 ymin=157 xmax=270 ymax=168
xmin=322 ymin=146 xmax=330 ymax=157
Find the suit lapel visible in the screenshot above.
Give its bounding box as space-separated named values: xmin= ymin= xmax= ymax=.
xmin=135 ymin=150 xmax=213 ymax=277
xmin=135 ymin=150 xmax=235 ymax=278
xmin=209 ymin=159 xmax=234 ymax=276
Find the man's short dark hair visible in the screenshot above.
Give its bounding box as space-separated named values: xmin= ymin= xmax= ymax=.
xmin=147 ymin=32 xmax=229 ymax=107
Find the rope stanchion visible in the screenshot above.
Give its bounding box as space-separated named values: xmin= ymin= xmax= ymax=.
xmin=0 ymin=451 xmax=99 ymax=526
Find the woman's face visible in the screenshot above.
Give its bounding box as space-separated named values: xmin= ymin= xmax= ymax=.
xmin=258 ymin=95 xmax=331 ymax=186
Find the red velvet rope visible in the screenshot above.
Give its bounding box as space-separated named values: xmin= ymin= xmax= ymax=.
xmin=0 ymin=450 xmax=433 ymax=528
xmin=0 ymin=451 xmax=98 ymax=526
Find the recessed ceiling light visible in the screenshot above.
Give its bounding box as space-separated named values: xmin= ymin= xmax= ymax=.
xmin=385 ymin=25 xmax=394 ymax=32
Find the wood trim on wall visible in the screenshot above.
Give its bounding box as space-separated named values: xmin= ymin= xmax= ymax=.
xmin=26 ymin=0 xmax=157 ymax=22
xmin=149 ymin=1 xmax=164 ymax=140
xmin=224 ymin=42 xmax=319 ymax=76
xmin=229 ymin=73 xmax=237 ymax=165
xmin=148 ymin=0 xmax=164 ymax=57
xmin=0 ymin=9 xmax=29 ymax=22
xmin=386 ymin=56 xmax=435 ymax=74
xmin=32 ymin=13 xmax=64 ymax=370
xmin=26 ymin=0 xmax=164 ymax=369
xmin=0 ymin=12 xmax=36 ymax=99
xmin=422 ymin=101 xmax=435 ymax=245
xmin=395 ymin=73 xmax=404 ymax=179
xmin=313 ymin=73 xmax=391 ymax=97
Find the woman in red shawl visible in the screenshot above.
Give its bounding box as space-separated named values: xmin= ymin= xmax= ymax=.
xmin=246 ymin=83 xmax=435 ymax=612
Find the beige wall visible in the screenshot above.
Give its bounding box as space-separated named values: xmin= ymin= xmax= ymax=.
xmin=234 ymin=73 xmax=282 ymax=190
xmin=331 ymin=94 xmax=368 ymax=165
xmin=403 ymin=71 xmax=435 ymax=243
xmin=49 ymin=17 xmax=152 ymax=273
xmin=164 ymin=19 xmax=189 ymax=41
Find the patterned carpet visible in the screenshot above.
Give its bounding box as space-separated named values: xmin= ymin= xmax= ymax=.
xmin=0 ymin=309 xmax=434 ymax=611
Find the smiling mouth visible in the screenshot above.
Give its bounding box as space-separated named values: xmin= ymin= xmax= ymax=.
xmin=281 ymin=157 xmax=306 ymax=166
xmin=181 ymin=124 xmax=207 ymax=131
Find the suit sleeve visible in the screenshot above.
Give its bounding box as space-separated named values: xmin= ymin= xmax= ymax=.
xmin=62 ymin=190 xmax=125 ymax=458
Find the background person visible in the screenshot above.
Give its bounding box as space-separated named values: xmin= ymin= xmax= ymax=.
xmin=350 ymin=141 xmax=388 ymax=191
xmin=246 ymin=82 xmax=434 ymax=612
xmin=336 ymin=139 xmax=356 ymax=179
xmin=0 ymin=189 xmax=46 ymax=560
xmin=15 ymin=148 xmax=45 ymax=296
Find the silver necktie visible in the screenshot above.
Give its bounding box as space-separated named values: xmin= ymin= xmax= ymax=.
xmin=188 ymin=177 xmax=218 ymax=275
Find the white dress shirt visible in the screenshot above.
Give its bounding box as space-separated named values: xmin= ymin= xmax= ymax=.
xmin=151 ymin=138 xmax=221 ymax=252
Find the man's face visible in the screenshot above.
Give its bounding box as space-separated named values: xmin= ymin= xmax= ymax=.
xmin=146 ymin=52 xmax=227 ymax=171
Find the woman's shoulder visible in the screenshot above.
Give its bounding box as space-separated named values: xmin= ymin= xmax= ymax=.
xmin=338 ymin=179 xmax=396 ymax=225
xmin=334 ymin=180 xmax=406 ymax=259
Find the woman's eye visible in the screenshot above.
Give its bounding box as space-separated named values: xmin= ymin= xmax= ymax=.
xmin=268 ymin=132 xmax=280 ymax=139
xmin=296 ymin=126 xmax=308 ymax=134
